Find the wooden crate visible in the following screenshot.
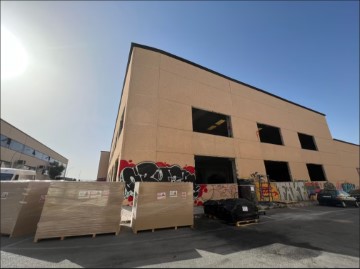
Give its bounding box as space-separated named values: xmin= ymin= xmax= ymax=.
xmin=34 ymin=181 xmax=124 ymax=242
xmin=131 ymin=182 xmax=194 ymax=234
xmin=1 ymin=181 xmax=50 ymax=237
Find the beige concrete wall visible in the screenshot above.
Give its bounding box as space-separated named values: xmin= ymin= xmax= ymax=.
xmin=107 ymin=45 xmax=359 ymax=188
xmin=96 ymin=151 xmax=110 ymax=180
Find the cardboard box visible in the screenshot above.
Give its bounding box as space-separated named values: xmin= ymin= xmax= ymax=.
xmin=131 ymin=182 xmax=194 ymax=233
xmin=1 ymin=181 xmax=51 ymax=237
xmin=34 ymin=181 xmax=124 ymax=242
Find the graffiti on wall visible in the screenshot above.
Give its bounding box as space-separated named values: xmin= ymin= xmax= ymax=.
xmin=255 ymin=182 xmax=280 ymax=202
xmin=276 ymin=182 xmax=309 ymax=202
xmin=193 ymin=184 xmax=238 ymax=206
xmin=304 ymin=181 xmax=325 ymax=196
xmin=335 ymin=182 xmax=356 ymax=193
xmin=119 ymin=160 xmax=195 ymax=205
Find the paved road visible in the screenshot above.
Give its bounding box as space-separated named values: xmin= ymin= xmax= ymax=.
xmin=1 ymin=205 xmax=359 ymax=268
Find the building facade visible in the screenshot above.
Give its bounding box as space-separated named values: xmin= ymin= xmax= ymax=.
xmin=103 ymin=43 xmax=359 ymax=202
xmin=0 ymin=118 xmax=68 ymax=179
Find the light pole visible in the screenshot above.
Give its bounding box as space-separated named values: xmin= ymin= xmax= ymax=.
xmin=64 ymin=166 xmax=74 ymax=179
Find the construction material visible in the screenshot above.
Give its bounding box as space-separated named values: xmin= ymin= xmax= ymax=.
xmin=131 ymin=182 xmax=194 ymax=234
xmin=34 ymin=181 xmax=124 ymax=242
xmin=1 ymin=181 xmax=51 ymax=237
xmin=204 ymin=198 xmax=260 ymax=225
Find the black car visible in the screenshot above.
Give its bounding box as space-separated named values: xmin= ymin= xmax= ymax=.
xmin=348 ymin=189 xmax=360 ymax=202
xmin=317 ymin=189 xmax=359 ymax=208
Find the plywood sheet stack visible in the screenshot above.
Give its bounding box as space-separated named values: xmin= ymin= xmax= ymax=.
xmin=131 ymin=182 xmax=194 ymax=234
xmin=34 ymin=181 xmax=124 ymax=242
xmin=1 ymin=181 xmax=51 ymax=237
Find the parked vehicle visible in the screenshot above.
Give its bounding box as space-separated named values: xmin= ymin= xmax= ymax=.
xmin=317 ymin=189 xmax=359 ymax=208
xmin=348 ymin=189 xmax=360 ymax=202
xmin=0 ymin=168 xmax=36 ymax=181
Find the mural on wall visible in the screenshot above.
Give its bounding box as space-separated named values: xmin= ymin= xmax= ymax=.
xmin=304 ymin=181 xmax=325 ymax=197
xmin=119 ymin=160 xmax=195 ymax=205
xmin=276 ymin=182 xmax=309 ymax=202
xmin=336 ymin=182 xmax=356 ymax=193
xmin=255 ymin=182 xmax=280 ymax=202
xmin=193 ymin=184 xmax=238 ymax=206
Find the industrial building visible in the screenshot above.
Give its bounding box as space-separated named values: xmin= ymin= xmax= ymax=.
xmin=0 ymin=118 xmax=68 ymax=179
xmin=98 ymin=43 xmax=359 ymax=200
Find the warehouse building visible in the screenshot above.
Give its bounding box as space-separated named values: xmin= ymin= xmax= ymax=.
xmin=98 ymin=43 xmax=359 ymax=201
xmin=0 ymin=118 xmax=68 ymax=179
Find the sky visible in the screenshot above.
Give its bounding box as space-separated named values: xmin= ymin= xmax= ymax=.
xmin=1 ymin=1 xmax=359 ymax=180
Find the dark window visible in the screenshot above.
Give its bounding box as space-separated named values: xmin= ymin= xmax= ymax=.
xmin=195 ymin=156 xmax=236 ymax=184
xmin=23 ymin=145 xmax=34 ymax=157
xmin=119 ymin=109 xmax=125 ymax=137
xmin=192 ymin=108 xmax=232 ymax=137
xmin=306 ymin=164 xmax=326 ymax=181
xmin=257 ymin=123 xmax=283 ymax=145
xmin=298 ymin=133 xmax=317 ymax=150
xmin=0 ymin=135 xmax=10 ymax=148
xmin=9 ymin=140 xmax=24 ymax=152
xmin=264 ymin=160 xmax=292 ymax=182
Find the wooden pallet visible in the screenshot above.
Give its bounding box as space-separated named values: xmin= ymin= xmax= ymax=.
xmin=235 ymin=218 xmax=259 ymax=227
xmin=34 ymin=231 xmax=119 ymax=243
xmin=133 ymin=225 xmax=194 ymax=234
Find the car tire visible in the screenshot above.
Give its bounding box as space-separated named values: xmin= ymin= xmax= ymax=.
xmin=341 ymin=201 xmax=347 ymax=208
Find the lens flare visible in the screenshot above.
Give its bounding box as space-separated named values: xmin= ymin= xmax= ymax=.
xmin=1 ymin=26 xmax=29 ymax=80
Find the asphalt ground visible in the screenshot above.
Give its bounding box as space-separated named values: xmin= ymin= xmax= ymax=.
xmin=1 ymin=205 xmax=359 ymax=268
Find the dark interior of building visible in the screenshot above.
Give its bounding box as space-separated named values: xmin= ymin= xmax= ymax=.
xmin=298 ymin=133 xmax=317 ymax=150
xmin=257 ymin=123 xmax=283 ymax=145
xmin=307 ymin=163 xmax=326 ymax=181
xmin=264 ymin=160 xmax=291 ymax=182
xmin=192 ymin=108 xmax=232 ymax=137
xmin=195 ymin=156 xmax=235 ymax=184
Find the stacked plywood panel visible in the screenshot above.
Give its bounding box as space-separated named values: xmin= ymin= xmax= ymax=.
xmin=1 ymin=181 xmax=51 ymax=237
xmin=131 ymin=182 xmax=193 ymax=234
xmin=34 ymin=181 xmax=124 ymax=242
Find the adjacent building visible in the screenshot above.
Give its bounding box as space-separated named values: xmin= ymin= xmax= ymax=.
xmin=0 ymin=118 xmax=68 ymax=179
xmin=99 ymin=43 xmax=359 ymax=200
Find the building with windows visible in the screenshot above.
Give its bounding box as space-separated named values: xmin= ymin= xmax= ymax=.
xmin=0 ymin=118 xmax=68 ymax=179
xmin=99 ymin=43 xmax=359 ymax=201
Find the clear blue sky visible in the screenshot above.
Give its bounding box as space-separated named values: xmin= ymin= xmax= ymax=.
xmin=1 ymin=1 xmax=359 ymax=180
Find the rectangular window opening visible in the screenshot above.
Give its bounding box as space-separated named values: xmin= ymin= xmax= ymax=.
xmin=298 ymin=133 xmax=317 ymax=150
xmin=306 ymin=164 xmax=326 ymax=181
xmin=195 ymin=155 xmax=236 ymax=184
xmin=192 ymin=107 xmax=232 ymax=137
xmin=264 ymin=160 xmax=292 ymax=182
xmin=257 ymin=123 xmax=283 ymax=145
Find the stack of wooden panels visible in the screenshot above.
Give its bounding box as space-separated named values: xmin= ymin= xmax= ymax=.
xmin=34 ymin=181 xmax=124 ymax=242
xmin=131 ymin=182 xmax=194 ymax=234
xmin=1 ymin=181 xmax=51 ymax=237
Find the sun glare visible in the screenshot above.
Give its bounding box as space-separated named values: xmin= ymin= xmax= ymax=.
xmin=1 ymin=26 xmax=29 ymax=80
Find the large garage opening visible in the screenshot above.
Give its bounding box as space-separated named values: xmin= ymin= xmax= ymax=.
xmin=192 ymin=107 xmax=232 ymax=137
xmin=306 ymin=164 xmax=327 ymax=181
xmin=195 ymin=156 xmax=236 ymax=184
xmin=264 ymin=160 xmax=291 ymax=182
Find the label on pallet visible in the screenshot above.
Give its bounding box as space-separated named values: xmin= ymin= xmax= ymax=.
xmin=181 ymin=192 xmax=187 ymax=199
xmin=242 ymin=206 xmax=248 ymax=211
xmin=157 ymin=192 xmax=166 ymax=200
xmin=169 ymin=190 xmax=177 ymax=198
xmin=1 ymin=192 xmax=8 ymax=199
xmin=78 ymin=190 xmax=90 ymax=199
